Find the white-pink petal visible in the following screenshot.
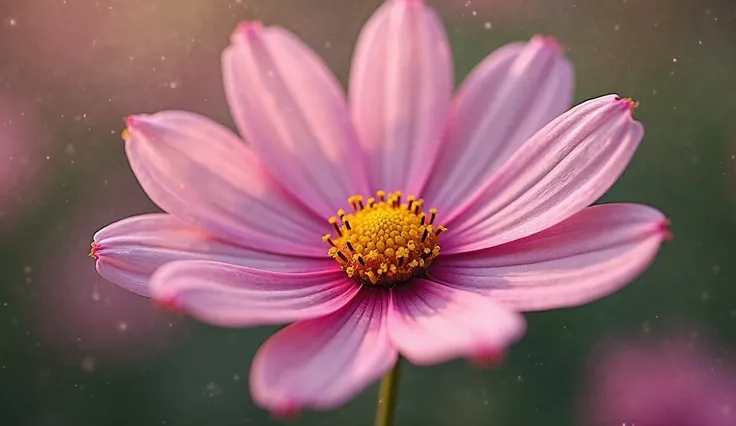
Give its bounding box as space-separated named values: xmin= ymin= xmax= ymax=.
xmin=388 ymin=278 xmax=526 ymax=365
xmin=349 ymin=0 xmax=453 ymax=194
xmin=443 ymin=95 xmax=645 ymax=254
xmin=149 ymin=261 xmax=357 ymax=327
xmin=222 ymin=23 xmax=369 ymax=219
xmin=431 ymin=203 xmax=667 ymax=311
xmin=92 ymin=214 xmax=337 ymax=297
xmin=423 ymin=36 xmax=574 ymax=211
xmin=250 ymin=289 xmax=396 ymax=412
xmin=124 ymin=111 xmax=326 ymax=256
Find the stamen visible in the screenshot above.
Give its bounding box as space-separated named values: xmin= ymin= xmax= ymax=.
xmin=348 ymin=196 xmax=359 ymax=212
xmin=429 ymin=208 xmax=437 ymax=225
xmin=329 ymin=217 xmax=342 ymax=236
xmin=322 ymin=234 xmax=336 ymax=247
xmin=324 ymin=193 xmax=446 ymax=287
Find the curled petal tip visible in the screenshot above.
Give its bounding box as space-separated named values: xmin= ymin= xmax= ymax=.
xmin=88 ymin=242 xmax=100 ymax=260
xmin=231 ymin=21 xmax=263 ymax=44
xmin=469 ymin=350 xmax=506 ymax=368
xmin=395 ymin=0 xmax=424 ymax=4
xmin=123 ymin=115 xmax=142 ymax=139
xmin=615 ymin=96 xmax=640 ymax=114
xmin=124 ymin=115 xmax=138 ymax=128
xmin=271 ymin=405 xmax=301 ymax=420
xmin=154 ymin=296 xmax=183 ymax=313
xmin=660 ymin=218 xmax=674 ymax=240
xmin=531 ymin=35 xmax=564 ymax=52
xmin=123 ymin=115 xmax=153 ymax=139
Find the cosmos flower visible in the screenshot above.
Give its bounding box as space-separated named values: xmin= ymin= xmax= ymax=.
xmin=584 ymin=336 xmax=736 ymax=426
xmin=90 ymin=0 xmax=668 ymax=413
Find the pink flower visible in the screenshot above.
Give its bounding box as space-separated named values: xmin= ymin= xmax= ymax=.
xmin=584 ymin=336 xmax=736 ymax=426
xmin=0 ymin=94 xmax=49 ymax=229
xmin=91 ymin=0 xmax=668 ymax=413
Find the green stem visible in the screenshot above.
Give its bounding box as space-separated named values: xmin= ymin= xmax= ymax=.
xmin=374 ymin=358 xmax=402 ymax=426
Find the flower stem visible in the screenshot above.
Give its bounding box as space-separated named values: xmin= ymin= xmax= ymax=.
xmin=374 ymin=357 xmax=402 ymax=426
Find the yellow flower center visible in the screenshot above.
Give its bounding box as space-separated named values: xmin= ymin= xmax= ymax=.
xmin=323 ymin=191 xmax=446 ymax=287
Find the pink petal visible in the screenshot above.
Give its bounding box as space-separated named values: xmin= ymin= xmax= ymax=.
xmin=124 ymin=111 xmax=327 ymax=256
xmin=388 ymin=278 xmax=525 ymax=365
xmin=422 ymin=36 xmax=574 ymax=211
xmin=443 ymin=95 xmax=645 ymax=254
xmin=431 ymin=203 xmax=667 ymax=311
xmin=250 ymin=289 xmax=396 ymax=412
xmin=349 ymin=0 xmax=453 ymax=194
xmin=222 ymin=23 xmax=369 ymax=219
xmin=92 ymin=214 xmax=337 ymax=297
xmin=149 ymin=260 xmax=359 ymax=328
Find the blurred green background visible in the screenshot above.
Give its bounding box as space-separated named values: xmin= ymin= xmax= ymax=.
xmin=1 ymin=0 xmax=735 ymax=425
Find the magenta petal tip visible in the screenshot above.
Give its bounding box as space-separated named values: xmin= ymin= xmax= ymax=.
xmin=231 ymin=21 xmax=263 ymax=44
xmin=270 ymin=405 xmax=301 ymax=420
xmin=469 ymin=350 xmax=506 ymax=368
xmin=660 ymin=217 xmax=674 ymax=240
xmin=531 ymin=35 xmax=564 ymax=52
xmin=154 ymin=296 xmax=184 ymax=313
xmin=124 ymin=115 xmax=139 ymax=128
xmin=122 ymin=114 xmax=153 ymax=139
xmin=614 ymin=96 xmax=641 ymax=114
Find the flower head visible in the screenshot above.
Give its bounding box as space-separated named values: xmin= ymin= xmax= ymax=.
xmin=584 ymin=336 xmax=736 ymax=426
xmin=91 ymin=0 xmax=668 ymax=413
xmin=323 ymin=191 xmax=445 ymax=286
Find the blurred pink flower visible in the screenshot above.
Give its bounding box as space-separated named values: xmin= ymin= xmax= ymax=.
xmin=584 ymin=336 xmax=736 ymax=426
xmin=36 ymin=178 xmax=189 ymax=366
xmin=91 ymin=0 xmax=668 ymax=414
xmin=0 ymin=94 xmax=48 ymax=228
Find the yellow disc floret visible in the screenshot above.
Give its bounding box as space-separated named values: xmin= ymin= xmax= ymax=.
xmin=323 ymin=191 xmax=446 ymax=287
